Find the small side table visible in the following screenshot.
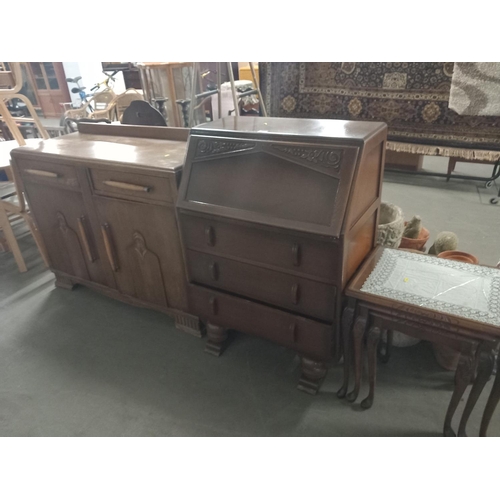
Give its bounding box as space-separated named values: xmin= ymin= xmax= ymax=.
xmin=339 ymin=246 xmax=500 ymax=437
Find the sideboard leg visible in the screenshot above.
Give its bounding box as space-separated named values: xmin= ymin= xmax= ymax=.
xmin=480 ymin=352 xmax=500 ymax=437
xmin=458 ymin=344 xmax=494 ymax=437
xmin=443 ymin=352 xmax=474 ymax=437
xmin=205 ymin=322 xmax=228 ymax=357
xmin=337 ymin=300 xmax=355 ymax=399
xmin=361 ymin=325 xmax=381 ymax=410
xmin=297 ymin=357 xmax=328 ymax=395
xmin=54 ymin=274 xmax=76 ymax=290
xmin=347 ymin=312 xmax=368 ymax=403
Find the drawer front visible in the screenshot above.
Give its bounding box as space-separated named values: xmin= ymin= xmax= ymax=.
xmin=179 ymin=213 xmax=337 ymax=282
xmin=18 ymin=159 xmax=79 ymax=190
xmin=89 ymin=168 xmax=173 ymax=204
xmin=189 ymin=284 xmax=333 ymax=360
xmin=186 ymin=250 xmax=336 ymax=322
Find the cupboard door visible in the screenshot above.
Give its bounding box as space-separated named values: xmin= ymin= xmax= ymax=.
xmin=23 ymin=182 xmax=108 ymax=285
xmin=93 ymin=197 xmax=188 ymax=311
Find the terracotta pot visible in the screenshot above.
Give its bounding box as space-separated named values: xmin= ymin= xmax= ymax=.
xmin=377 ymin=203 xmax=405 ymax=248
xmin=438 ymin=250 xmax=479 ymax=265
xmin=399 ymin=224 xmax=430 ymax=251
xmin=432 ymin=343 xmax=460 ymax=371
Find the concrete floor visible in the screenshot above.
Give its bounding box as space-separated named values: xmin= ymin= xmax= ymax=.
xmin=0 ymin=157 xmax=499 ymax=436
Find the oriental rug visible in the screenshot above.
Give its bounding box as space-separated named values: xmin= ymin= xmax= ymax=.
xmin=259 ymin=63 xmax=500 ymax=158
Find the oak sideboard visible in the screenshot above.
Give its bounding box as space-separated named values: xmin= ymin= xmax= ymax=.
xmin=10 ymin=123 xmax=201 ymax=336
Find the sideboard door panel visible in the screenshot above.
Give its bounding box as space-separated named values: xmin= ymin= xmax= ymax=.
xmin=93 ymin=197 xmax=188 ymax=310
xmin=22 ymin=182 xmax=108 ymax=284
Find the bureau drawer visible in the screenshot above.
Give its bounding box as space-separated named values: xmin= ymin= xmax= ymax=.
xmin=18 ymin=159 xmax=79 ymax=190
xmin=189 ymin=284 xmax=333 ymax=361
xmin=89 ymin=168 xmax=173 ymax=203
xmin=186 ymin=250 xmax=336 ymax=322
xmin=179 ymin=213 xmax=337 ymax=282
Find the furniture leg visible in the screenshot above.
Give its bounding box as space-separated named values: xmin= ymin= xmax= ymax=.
xmin=337 ymin=299 xmax=356 ymax=399
xmin=346 ymin=311 xmax=368 ymax=403
xmin=443 ymin=352 xmax=474 ymax=437
xmin=0 ymin=202 xmax=27 ymax=272
xmin=205 ymin=322 xmax=228 ymax=357
xmin=480 ymin=352 xmax=500 ymax=437
xmin=458 ymin=343 xmax=494 ymax=437
xmin=54 ymin=273 xmax=76 ymax=290
xmin=447 ymin=157 xmax=457 ymax=181
xmin=298 ymin=356 xmax=328 ymax=395
xmin=378 ymin=329 xmax=393 ymax=364
xmin=361 ymin=325 xmax=381 ymax=409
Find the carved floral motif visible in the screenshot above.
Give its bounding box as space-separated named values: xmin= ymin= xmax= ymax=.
xmin=195 ymin=140 xmax=255 ymax=157
xmin=271 ymin=144 xmax=342 ymax=169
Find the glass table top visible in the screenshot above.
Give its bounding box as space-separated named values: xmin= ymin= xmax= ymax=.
xmin=361 ymin=249 xmax=500 ymax=327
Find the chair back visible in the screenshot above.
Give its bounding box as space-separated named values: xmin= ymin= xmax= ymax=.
xmin=122 ymin=100 xmax=167 ymax=126
xmin=115 ymin=89 xmax=144 ymax=122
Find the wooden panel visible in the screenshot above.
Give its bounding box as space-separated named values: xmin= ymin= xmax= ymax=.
xmin=22 ymin=182 xmax=108 ymax=285
xmin=347 ymin=142 xmax=384 ymax=228
xmin=189 ymin=284 xmax=333 ymax=360
xmin=18 ymin=159 xmax=79 ymax=190
xmin=179 ymin=213 xmax=337 ymax=282
xmin=187 ymin=250 xmax=336 ymax=322
xmin=186 ymin=152 xmax=339 ymax=226
xmin=94 ymin=197 xmax=188 ymax=310
xmin=89 ymin=168 xmax=173 ymax=204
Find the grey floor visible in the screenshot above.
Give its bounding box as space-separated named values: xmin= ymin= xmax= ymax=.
xmin=1 ymin=158 xmax=499 ymax=437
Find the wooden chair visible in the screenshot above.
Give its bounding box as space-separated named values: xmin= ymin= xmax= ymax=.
xmin=121 ymin=100 xmax=167 ymax=126
xmin=113 ymin=88 xmax=144 ymax=122
xmin=0 ymin=140 xmax=49 ymax=272
xmin=64 ymin=89 xmax=117 ymax=124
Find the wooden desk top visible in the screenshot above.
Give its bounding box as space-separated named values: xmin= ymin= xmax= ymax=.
xmin=347 ymin=246 xmax=500 ymax=338
xmin=194 ymin=116 xmax=387 ymax=143
xmin=9 ymin=124 xmax=189 ymax=172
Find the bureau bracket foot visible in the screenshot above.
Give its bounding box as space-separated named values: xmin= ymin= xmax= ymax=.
xmin=298 ymin=357 xmax=327 ymax=395
xmin=205 ymin=323 xmax=228 ymax=357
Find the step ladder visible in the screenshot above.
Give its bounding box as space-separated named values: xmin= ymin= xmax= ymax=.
xmin=187 ymin=62 xmax=267 ymax=127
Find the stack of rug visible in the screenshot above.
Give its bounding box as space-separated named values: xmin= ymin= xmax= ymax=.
xmin=259 ymin=63 xmax=500 ymax=160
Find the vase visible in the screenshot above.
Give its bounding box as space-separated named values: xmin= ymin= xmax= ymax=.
xmin=377 ymin=203 xmax=405 ymax=248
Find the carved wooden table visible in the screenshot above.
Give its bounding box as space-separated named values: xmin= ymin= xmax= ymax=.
xmin=339 ymin=246 xmax=500 ymax=436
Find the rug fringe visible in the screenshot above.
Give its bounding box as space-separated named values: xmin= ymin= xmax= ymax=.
xmin=387 ymin=141 xmax=500 ymax=162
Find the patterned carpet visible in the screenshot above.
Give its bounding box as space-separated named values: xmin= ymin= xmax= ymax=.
xmin=259 ymin=63 xmax=500 ymax=152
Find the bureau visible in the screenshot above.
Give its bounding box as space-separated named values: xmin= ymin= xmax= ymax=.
xmin=176 ymin=116 xmax=388 ymax=393
xmin=10 ymin=122 xmax=201 ymax=336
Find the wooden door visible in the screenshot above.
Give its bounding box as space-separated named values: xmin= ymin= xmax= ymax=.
xmin=23 ymin=182 xmax=109 ymax=285
xmin=28 ymin=62 xmax=70 ymax=117
xmin=94 ymin=197 xmax=188 ymax=311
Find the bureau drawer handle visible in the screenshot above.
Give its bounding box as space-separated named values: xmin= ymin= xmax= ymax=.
xmin=291 ymin=243 xmax=301 ymax=266
xmin=291 ymin=283 xmax=300 ymax=305
xmin=25 ymin=168 xmax=59 ymax=178
xmin=205 ymin=226 xmax=215 ymax=246
xmin=103 ymin=180 xmax=151 ymax=193
xmin=289 ymin=323 xmax=298 ymax=343
xmin=209 ymin=262 xmax=219 ymax=280
xmin=209 ymin=296 xmax=218 ymax=315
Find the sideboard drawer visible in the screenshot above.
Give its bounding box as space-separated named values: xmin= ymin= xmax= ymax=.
xmin=186 ymin=249 xmax=336 ymax=322
xmin=89 ymin=168 xmax=173 ymax=204
xmin=179 ymin=213 xmax=337 ymax=282
xmin=18 ymin=159 xmax=80 ymax=190
xmin=188 ymin=284 xmax=333 ymax=360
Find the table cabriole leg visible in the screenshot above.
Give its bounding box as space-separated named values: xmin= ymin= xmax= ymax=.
xmin=361 ymin=325 xmax=381 ymax=410
xmin=346 ymin=313 xmax=368 ymax=403
xmin=480 ymin=353 xmax=500 ymax=437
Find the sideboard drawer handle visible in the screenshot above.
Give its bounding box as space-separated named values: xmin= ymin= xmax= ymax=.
xmin=209 ymin=262 xmax=219 ymax=280
xmin=289 ymin=323 xmax=297 ymax=343
xmin=25 ymin=168 xmax=59 ymax=178
xmin=205 ymin=226 xmax=215 ymax=246
xmin=209 ymin=296 xmax=218 ymax=315
xmin=291 ymin=283 xmax=300 ymax=304
xmin=292 ymin=243 xmax=300 ymax=266
xmin=103 ymin=180 xmax=151 ymax=192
